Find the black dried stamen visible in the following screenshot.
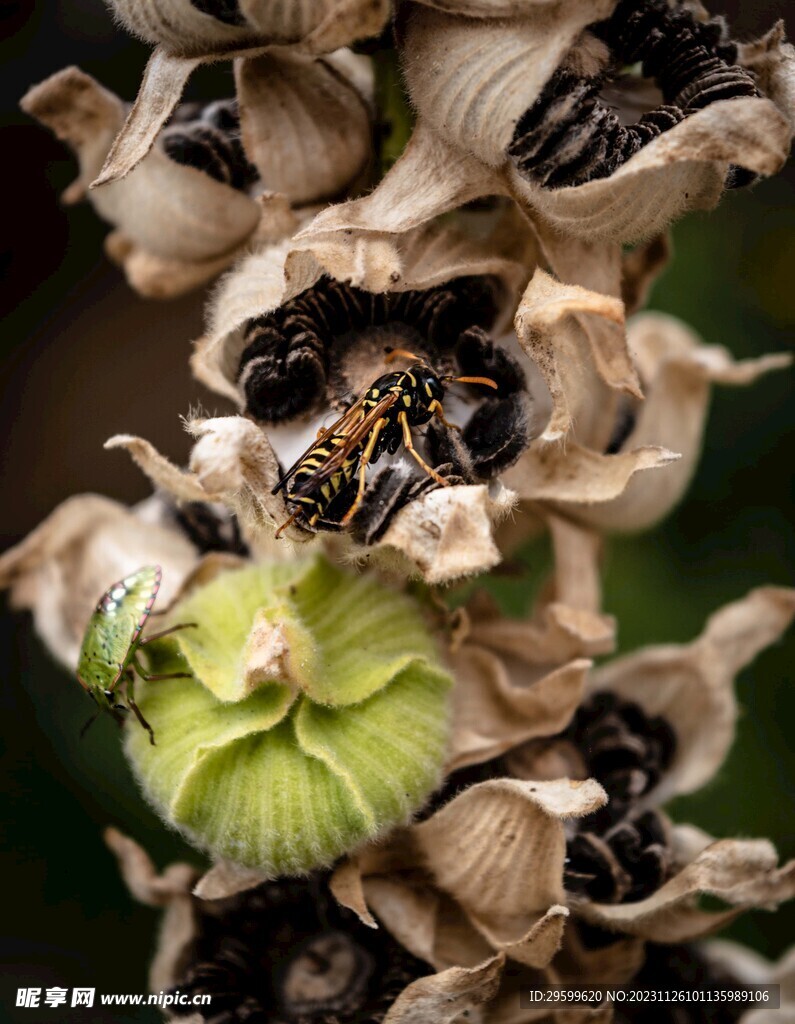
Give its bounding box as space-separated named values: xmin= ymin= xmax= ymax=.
xmin=168 ymin=875 xmax=429 ymax=1024
xmin=509 ymin=0 xmax=760 ymax=190
xmin=188 ymin=0 xmax=245 ymax=27
xmin=237 ymin=276 xmax=500 ymax=424
xmin=171 ymin=500 xmax=250 ymax=557
xmin=162 ymin=99 xmax=258 ymax=192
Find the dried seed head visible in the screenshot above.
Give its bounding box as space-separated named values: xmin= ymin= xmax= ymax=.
xmin=509 ymin=0 xmax=761 ymax=190
xmin=168 ymin=876 xmax=430 ymax=1024
xmin=161 ymin=98 xmax=258 ymax=192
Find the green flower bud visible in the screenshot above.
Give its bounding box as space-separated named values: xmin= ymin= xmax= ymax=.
xmin=125 ymin=557 xmax=452 ymax=876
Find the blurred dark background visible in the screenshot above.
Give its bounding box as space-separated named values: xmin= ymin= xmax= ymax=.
xmin=0 ymin=1 xmax=793 ymax=1020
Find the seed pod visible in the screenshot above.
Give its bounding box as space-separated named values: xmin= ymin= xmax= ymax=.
xmin=125 ymin=557 xmax=452 ymax=875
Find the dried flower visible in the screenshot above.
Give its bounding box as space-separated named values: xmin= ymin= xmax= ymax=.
xmin=124 ymin=556 xmax=452 ymax=875
xmin=323 ymin=586 xmax=795 ymax=1015
xmin=22 ymin=50 xmax=373 ymax=297
xmin=399 ymin=0 xmax=794 ymax=242
xmin=106 ymin=829 xmax=504 ymax=1024
xmin=93 ymin=0 xmax=388 ymax=187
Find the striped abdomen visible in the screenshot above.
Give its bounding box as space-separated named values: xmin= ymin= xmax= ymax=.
xmin=287 ymin=434 xmax=362 ymax=525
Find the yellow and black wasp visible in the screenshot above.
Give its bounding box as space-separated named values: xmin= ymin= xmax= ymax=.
xmin=272 ymin=350 xmax=498 ymax=536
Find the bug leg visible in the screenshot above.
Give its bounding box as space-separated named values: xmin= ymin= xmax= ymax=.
xmin=341 ymin=417 xmax=387 ymax=525
xmin=275 ymin=507 xmax=302 ymax=539
xmin=430 ymin=399 xmax=461 ymax=433
xmin=398 ymin=411 xmax=450 ymax=486
xmin=125 ymin=674 xmax=156 ymax=745
xmin=79 ymin=710 xmax=101 ymax=740
xmin=138 ymin=622 xmax=197 ymax=646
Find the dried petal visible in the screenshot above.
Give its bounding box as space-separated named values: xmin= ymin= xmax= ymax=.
xmin=574 ymin=313 xmax=793 ymax=531
xmin=591 ymin=587 xmax=795 ymax=802
xmin=382 ymin=955 xmax=504 ymax=1024
xmin=513 ymin=269 xmax=634 ymax=443
xmin=445 ymin=645 xmax=590 ymax=770
xmin=576 ymin=838 xmax=795 ymax=942
xmin=235 ymin=50 xmax=372 ymax=204
xmin=22 ymin=67 xmax=261 ymax=295
xmin=95 ymin=0 xmax=388 ymax=185
xmin=374 ymin=483 xmax=515 ymax=585
xmin=412 ymin=778 xmax=607 ymax=944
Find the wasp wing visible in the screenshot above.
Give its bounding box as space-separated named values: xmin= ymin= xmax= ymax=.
xmin=271 ymin=398 xmax=370 ymax=495
xmin=290 ymin=393 xmax=399 ymax=498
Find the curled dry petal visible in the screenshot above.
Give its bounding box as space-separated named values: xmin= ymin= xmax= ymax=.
xmin=445 ymin=644 xmax=590 ymax=770
xmin=403 ymin=3 xmax=793 ymax=243
xmin=412 ymin=778 xmax=607 ymax=945
xmin=573 ymin=313 xmax=793 ymax=532
xmin=193 ymin=859 xmax=270 ymax=900
xmin=0 ymin=494 xmax=198 ymax=668
xmin=513 ymin=269 xmax=634 ymax=443
xmin=504 ymin=438 xmax=680 ymax=506
xmin=373 ymin=483 xmax=515 ymax=585
xmin=105 ymin=417 xmax=307 ymax=549
xmin=21 ymin=67 xmax=261 ymax=297
xmin=95 ymin=0 xmax=388 ymax=185
xmin=403 ymin=3 xmax=615 ymax=171
xmin=382 ymin=954 xmax=504 ymax=1024
xmin=194 ymin=220 xmax=530 ymax=404
xmin=235 ymin=50 xmax=372 ymax=205
xmin=104 ymin=828 xmax=198 ymax=993
xmin=591 ymin=586 xmax=795 ymax=803
xmin=576 ymin=839 xmax=795 ymax=943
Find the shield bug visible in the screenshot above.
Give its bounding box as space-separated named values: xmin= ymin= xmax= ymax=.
xmin=76 ymin=565 xmax=195 ymax=745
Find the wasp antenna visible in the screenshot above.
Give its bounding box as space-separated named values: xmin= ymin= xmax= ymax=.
xmin=384 ymin=347 xmax=422 ymax=364
xmin=445 ymin=375 xmax=499 ymax=389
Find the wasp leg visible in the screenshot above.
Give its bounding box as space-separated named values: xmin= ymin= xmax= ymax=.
xmin=398 ymin=411 xmax=450 ymax=486
xmin=125 ymin=673 xmax=156 ymax=745
xmin=275 ymin=507 xmax=302 ymax=540
xmin=138 ymin=622 xmax=197 ymax=646
xmin=384 ymin=347 xmax=421 ymax=365
xmin=429 ymin=399 xmax=462 ymax=433
xmin=341 ymin=417 xmax=388 ymax=526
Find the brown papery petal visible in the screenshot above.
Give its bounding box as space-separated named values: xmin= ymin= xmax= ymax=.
xmin=576 ymin=839 xmax=795 ymax=943
xmin=504 ymin=438 xmax=680 ymax=506
xmin=591 ymin=587 xmax=795 ymax=803
xmin=235 ymin=50 xmax=372 ymax=204
xmin=403 ymin=3 xmax=614 ymax=170
xmin=413 ymin=778 xmax=607 ymax=943
xmin=510 ymin=96 xmax=792 ymax=243
xmin=193 ymin=859 xmax=271 ymax=900
xmin=514 ymin=269 xmax=635 ymax=443
xmin=105 ymin=418 xmax=308 ymax=549
xmin=574 ymin=313 xmax=793 ymax=532
xmin=445 ymin=644 xmax=589 ymax=771
xmin=105 ymin=829 xmax=199 ymax=992
xmin=0 ymin=495 xmax=199 ymax=669
xmin=94 ymin=0 xmax=388 ymax=185
xmin=372 ymin=483 xmax=515 ymax=585
xmin=22 ymin=67 xmax=260 ymax=274
xmin=195 ymin=221 xmax=528 ymax=405
xmin=382 ymin=954 xmax=505 ymax=1024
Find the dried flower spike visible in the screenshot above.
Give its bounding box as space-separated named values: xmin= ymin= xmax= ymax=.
xmin=125 ymin=557 xmax=452 ymax=875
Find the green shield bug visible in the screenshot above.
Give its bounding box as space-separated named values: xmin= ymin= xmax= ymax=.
xmin=76 ymin=565 xmax=195 ymax=745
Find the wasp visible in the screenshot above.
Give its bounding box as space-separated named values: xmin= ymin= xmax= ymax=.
xmin=272 ymin=350 xmax=498 ymax=536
